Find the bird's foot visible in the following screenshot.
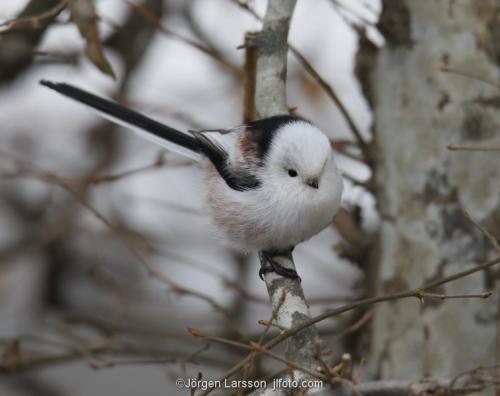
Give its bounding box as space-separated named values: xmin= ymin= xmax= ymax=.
xmin=259 ymin=250 xmax=301 ymax=282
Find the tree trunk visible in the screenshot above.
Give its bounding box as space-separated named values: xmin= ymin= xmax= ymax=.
xmin=360 ymin=0 xmax=500 ymax=383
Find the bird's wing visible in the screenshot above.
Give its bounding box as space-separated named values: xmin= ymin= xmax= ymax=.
xmin=40 ymin=80 xmax=261 ymax=191
xmin=193 ymin=127 xmax=261 ymax=191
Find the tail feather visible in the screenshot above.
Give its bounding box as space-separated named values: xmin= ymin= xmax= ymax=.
xmin=40 ymin=80 xmax=201 ymax=160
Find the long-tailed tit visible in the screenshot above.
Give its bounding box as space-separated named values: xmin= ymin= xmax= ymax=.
xmin=40 ymin=81 xmax=343 ymax=280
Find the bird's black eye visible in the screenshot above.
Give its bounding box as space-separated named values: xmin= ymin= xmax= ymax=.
xmin=287 ymin=169 xmax=298 ymax=177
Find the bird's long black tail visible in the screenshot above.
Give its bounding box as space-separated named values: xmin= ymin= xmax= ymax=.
xmin=40 ymin=80 xmax=201 ymax=159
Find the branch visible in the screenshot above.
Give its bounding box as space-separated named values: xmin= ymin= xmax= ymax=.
xmin=200 ymin=257 xmax=500 ymax=395
xmin=447 ymin=144 xmax=500 ymax=152
xmin=233 ymin=0 xmax=370 ymax=162
xmin=0 ymin=151 xmax=235 ymax=323
xmin=62 ymin=152 xmax=166 ymax=186
xmin=0 ymin=0 xmax=67 ymax=30
xmin=289 ymin=46 xmax=369 ymax=159
xmin=0 ymin=338 xmax=216 ymax=374
xmin=240 ymin=1 xmax=324 ymax=393
xmin=263 ymin=257 xmax=500 ymax=351
xmin=0 ymin=0 xmax=63 ymax=83
xmin=247 ymin=0 xmax=297 ymax=119
xmin=440 ymin=65 xmax=500 ymax=90
xmin=127 ymin=1 xmax=242 ymax=78
xmin=461 ymin=208 xmax=500 ymax=254
xmin=326 ymin=366 xmax=500 ymax=396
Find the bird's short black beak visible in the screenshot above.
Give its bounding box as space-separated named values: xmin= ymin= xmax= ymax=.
xmin=306 ymin=178 xmax=319 ymax=189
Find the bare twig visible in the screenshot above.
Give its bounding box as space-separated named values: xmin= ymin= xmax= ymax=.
xmin=416 ymin=291 xmax=492 ymax=300
xmin=89 ymin=344 xmax=210 ymax=369
xmin=187 ymin=328 xmax=252 ymax=351
xmin=199 ymin=257 xmax=500 ymax=395
xmin=243 ymin=38 xmax=257 ymax=122
xmin=0 ymin=0 xmax=68 ymax=30
xmin=0 ymin=0 xmax=65 ymax=83
xmin=440 ymin=66 xmax=500 ymax=90
xmin=290 ymin=46 xmax=369 ymax=159
xmin=327 ymin=366 xmax=500 ymax=396
xmin=0 ymin=151 xmax=234 ymax=322
xmin=335 ymin=309 xmax=374 ymax=340
xmin=461 ymin=208 xmax=500 ymax=254
xmin=461 ymin=207 xmax=500 ymax=393
xmin=263 ymin=257 xmax=500 ymax=351
xmin=127 ymin=1 xmax=242 ymax=77
xmin=233 ymin=0 xmax=370 ymax=162
xmin=249 ymin=341 xmax=327 ymax=382
xmin=243 ymin=290 xmax=287 ymax=381
xmin=63 ymin=153 xmax=166 ymax=186
xmin=447 ymin=144 xmax=500 ymax=152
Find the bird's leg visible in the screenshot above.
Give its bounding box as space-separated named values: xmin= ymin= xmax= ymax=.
xmin=259 ymin=248 xmax=301 ymax=282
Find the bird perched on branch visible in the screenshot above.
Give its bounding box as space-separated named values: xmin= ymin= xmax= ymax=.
xmin=40 ymin=81 xmax=343 ymax=280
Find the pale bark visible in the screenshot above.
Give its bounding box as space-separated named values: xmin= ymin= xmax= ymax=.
xmin=247 ymin=0 xmax=321 ymax=393
xmin=250 ymin=0 xmax=296 ymax=119
xmin=359 ymin=0 xmax=500 ymax=385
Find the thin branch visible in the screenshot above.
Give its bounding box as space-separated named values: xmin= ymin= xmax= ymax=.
xmin=416 ymin=291 xmax=492 ymax=300
xmin=0 ymin=340 xmax=111 ymax=373
xmin=243 ymin=290 xmax=287 ymax=381
xmin=62 ymin=152 xmax=166 ymax=186
xmin=0 ymin=339 xmax=220 ymax=373
xmin=0 ymin=0 xmax=66 ymax=83
xmin=440 ymin=66 xmax=500 ymax=90
xmin=447 ymin=144 xmax=500 ymax=152
xmin=259 ymin=290 xmax=287 ymax=345
xmin=127 ymin=1 xmax=242 ymax=77
xmin=232 ymin=0 xmax=370 ymax=161
xmin=250 ymin=342 xmax=364 ymax=396
xmin=187 ymin=328 xmax=252 ymax=351
xmin=247 ymin=0 xmax=297 ymax=118
xmin=0 ymin=0 xmax=68 ymax=30
xmin=327 ymin=366 xmax=500 ymax=396
xmin=243 ymin=38 xmax=257 ymax=122
xmin=89 ymin=344 xmax=210 ymax=369
xmin=264 ymin=257 xmax=500 ymax=351
xmin=199 ymin=258 xmax=500 ymax=395
xmin=289 ymin=46 xmax=369 ymax=157
xmin=0 ymin=150 xmax=234 ymax=322
xmin=246 ymin=2 xmax=324 ymax=388
xmin=461 ymin=208 xmax=500 ymax=253
xmin=335 ymin=309 xmax=374 ymax=340
xmin=461 ymin=208 xmax=500 ymax=390
xmin=249 ymin=341 xmax=327 ymax=382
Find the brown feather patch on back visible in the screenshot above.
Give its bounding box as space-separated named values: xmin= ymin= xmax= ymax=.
xmin=238 ymin=128 xmax=260 ymax=167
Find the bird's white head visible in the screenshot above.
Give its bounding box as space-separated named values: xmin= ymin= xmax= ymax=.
xmin=263 ymin=120 xmax=340 ymax=195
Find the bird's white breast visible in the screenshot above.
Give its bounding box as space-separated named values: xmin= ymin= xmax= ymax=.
xmin=202 ymin=159 xmax=343 ymax=252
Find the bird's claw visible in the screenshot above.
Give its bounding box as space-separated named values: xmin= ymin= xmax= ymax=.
xmin=259 ymin=253 xmax=301 ymax=282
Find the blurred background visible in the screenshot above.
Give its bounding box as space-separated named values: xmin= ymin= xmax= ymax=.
xmin=2 ymin=0 xmax=500 ymax=395
xmin=0 ymin=0 xmax=379 ymax=394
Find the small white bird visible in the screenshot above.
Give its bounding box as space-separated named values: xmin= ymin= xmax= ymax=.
xmin=40 ymin=81 xmax=343 ymax=280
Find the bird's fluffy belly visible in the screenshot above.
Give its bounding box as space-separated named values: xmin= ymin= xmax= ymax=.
xmin=206 ymin=175 xmax=335 ymax=251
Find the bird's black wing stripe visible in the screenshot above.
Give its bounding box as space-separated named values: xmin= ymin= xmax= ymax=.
xmin=40 ymin=80 xmax=200 ymax=153
xmin=194 ymin=134 xmax=260 ymax=191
